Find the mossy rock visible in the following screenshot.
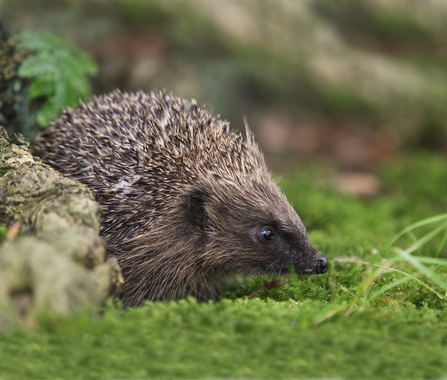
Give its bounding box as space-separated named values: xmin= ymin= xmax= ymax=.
xmin=0 ymin=129 xmax=123 ymax=331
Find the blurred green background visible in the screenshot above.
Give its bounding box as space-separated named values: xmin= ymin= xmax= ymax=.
xmin=3 ymin=0 xmax=447 ymax=177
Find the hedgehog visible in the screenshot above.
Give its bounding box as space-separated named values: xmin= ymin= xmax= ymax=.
xmin=32 ymin=90 xmax=328 ymax=307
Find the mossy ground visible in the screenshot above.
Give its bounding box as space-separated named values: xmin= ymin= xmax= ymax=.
xmin=1 ymin=153 xmax=447 ymax=379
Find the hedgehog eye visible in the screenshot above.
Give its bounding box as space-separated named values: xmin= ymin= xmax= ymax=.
xmin=259 ymin=227 xmax=274 ymax=242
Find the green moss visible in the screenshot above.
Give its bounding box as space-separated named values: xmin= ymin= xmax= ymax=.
xmin=1 ymin=301 xmax=447 ymax=379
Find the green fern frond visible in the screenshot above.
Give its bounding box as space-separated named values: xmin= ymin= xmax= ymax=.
xmin=17 ymin=33 xmax=98 ymax=127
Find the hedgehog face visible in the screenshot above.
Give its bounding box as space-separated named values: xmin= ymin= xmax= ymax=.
xmin=186 ymin=181 xmax=328 ymax=277
xmin=249 ymin=223 xmax=328 ymax=276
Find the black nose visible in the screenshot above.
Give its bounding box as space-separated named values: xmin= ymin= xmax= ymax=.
xmin=314 ymin=256 xmax=328 ymax=274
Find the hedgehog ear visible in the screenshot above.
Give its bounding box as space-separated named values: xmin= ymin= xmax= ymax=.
xmin=187 ymin=190 xmax=209 ymax=230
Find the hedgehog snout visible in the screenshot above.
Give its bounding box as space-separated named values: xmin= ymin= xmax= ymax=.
xmin=292 ymin=249 xmax=329 ymax=275
xmin=313 ymin=255 xmax=328 ymax=274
